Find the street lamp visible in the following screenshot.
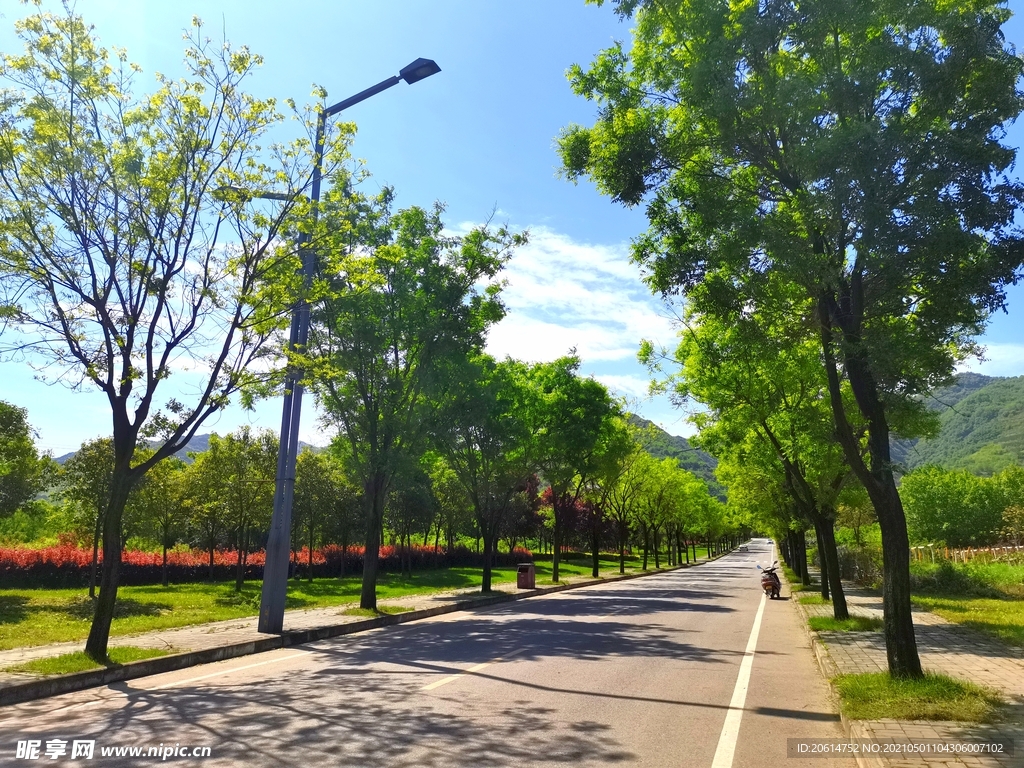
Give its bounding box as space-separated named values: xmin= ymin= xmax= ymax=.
xmin=258 ymin=58 xmax=441 ymax=634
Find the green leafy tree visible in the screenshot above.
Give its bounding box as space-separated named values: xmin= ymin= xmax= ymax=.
xmin=129 ymin=453 xmax=187 ymax=587
xmin=526 ymin=355 xmax=621 ymax=582
xmin=57 ymin=437 xmax=114 ymax=598
xmin=0 ymin=7 xmax=326 ymax=659
xmin=559 ymin=0 xmax=1024 ymax=677
xmin=432 ymin=355 xmax=538 ymax=591
xmin=0 ymin=401 xmax=47 ymax=517
xmin=648 ymin=284 xmax=855 ymax=616
xmin=309 ymin=196 xmax=523 ymax=610
xmin=901 ymin=466 xmax=1004 ymax=547
xmin=294 ymin=449 xmax=348 ymax=581
xmin=199 ymin=429 xmax=277 ymax=590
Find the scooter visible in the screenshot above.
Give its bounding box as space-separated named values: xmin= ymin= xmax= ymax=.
xmin=757 ymin=561 xmax=781 ymax=599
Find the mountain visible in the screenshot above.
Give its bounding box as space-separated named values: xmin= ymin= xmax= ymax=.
xmin=893 ymin=374 xmax=1024 ymax=475
xmin=55 ymin=432 xmax=319 ymax=465
xmin=627 ymin=414 xmax=724 ymax=498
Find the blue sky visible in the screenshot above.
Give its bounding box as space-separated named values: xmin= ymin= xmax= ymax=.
xmin=2 ymin=1 xmax=1024 ymax=456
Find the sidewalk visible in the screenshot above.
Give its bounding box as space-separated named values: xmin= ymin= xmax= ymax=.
xmin=797 ymin=581 xmax=1024 ymax=768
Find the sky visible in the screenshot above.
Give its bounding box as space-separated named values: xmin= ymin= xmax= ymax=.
xmin=2 ymin=0 xmax=1024 ymax=456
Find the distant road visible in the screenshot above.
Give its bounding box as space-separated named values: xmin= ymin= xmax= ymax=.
xmin=2 ymin=540 xmax=853 ymax=767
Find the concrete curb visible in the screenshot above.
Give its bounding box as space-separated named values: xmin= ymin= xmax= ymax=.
xmin=1 ymin=557 xmax=716 ymax=707
xmin=791 ymin=587 xmax=887 ymax=768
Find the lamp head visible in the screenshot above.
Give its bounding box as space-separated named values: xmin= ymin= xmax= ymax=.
xmin=399 ymin=58 xmax=441 ymax=85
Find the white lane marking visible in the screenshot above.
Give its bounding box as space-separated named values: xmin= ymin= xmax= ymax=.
xmin=710 ymin=548 xmax=772 ymax=768
xmin=420 ymin=648 xmax=523 ymax=691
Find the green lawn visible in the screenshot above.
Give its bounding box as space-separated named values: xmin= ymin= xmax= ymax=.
xmin=834 ymin=672 xmax=1001 ymax=722
xmin=0 ymin=552 xmax=684 ymax=651
xmin=911 ymin=594 xmax=1024 ymax=649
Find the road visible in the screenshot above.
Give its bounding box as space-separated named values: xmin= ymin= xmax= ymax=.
xmin=2 ymin=540 xmax=853 ymax=767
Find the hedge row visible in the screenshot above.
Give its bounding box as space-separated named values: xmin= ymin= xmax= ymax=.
xmin=0 ymin=543 xmax=533 ymax=589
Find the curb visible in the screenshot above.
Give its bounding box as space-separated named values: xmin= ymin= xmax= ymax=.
xmin=791 ymin=587 xmax=887 ymax=768
xmin=1 ymin=556 xmax=718 ymax=707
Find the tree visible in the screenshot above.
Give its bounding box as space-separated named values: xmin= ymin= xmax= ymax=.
xmin=432 ymin=354 xmax=538 ymax=592
xmin=0 ymin=7 xmax=326 ymax=659
xmin=0 ymin=401 xmax=46 ymax=517
xmin=130 ymin=453 xmax=187 ymax=587
xmin=195 ymin=429 xmax=277 ymax=590
xmin=294 ymin=449 xmax=346 ymax=581
xmin=57 ymin=437 xmax=114 ymax=598
xmin=605 ymin=437 xmax=648 ymax=573
xmin=901 ymin=466 xmax=1003 ymax=547
xmin=526 ymin=355 xmax=621 ymax=582
xmin=310 ymin=196 xmax=523 ymax=610
xmin=648 ymin=283 xmax=855 ymax=617
xmin=559 ymin=0 xmax=1024 ymax=677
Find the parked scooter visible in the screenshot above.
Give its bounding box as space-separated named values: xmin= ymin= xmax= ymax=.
xmin=757 ymin=561 xmax=781 ymax=599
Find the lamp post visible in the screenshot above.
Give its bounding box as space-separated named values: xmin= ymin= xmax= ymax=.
xmin=258 ymin=58 xmax=441 ymax=634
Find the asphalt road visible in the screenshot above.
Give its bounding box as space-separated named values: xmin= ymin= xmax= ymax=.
xmin=2 ymin=539 xmax=853 ymax=767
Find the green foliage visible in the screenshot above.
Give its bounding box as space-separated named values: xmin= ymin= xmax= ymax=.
xmin=834 ymin=673 xmax=1001 ymax=722
xmin=901 ymin=466 xmax=1005 ymax=547
xmin=309 ymin=192 xmax=523 ymax=607
xmin=626 ymin=414 xmax=721 ymax=496
xmin=0 ymin=401 xmax=48 ymax=517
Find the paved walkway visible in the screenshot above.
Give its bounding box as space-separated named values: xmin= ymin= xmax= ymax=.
xmin=799 ymin=581 xmax=1024 ymax=768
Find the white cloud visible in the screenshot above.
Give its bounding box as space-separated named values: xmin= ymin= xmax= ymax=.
xmin=485 ymin=226 xmax=677 ymax=364
xmin=594 ymin=373 xmax=654 ymax=399
xmin=957 ymin=343 xmax=1024 ymax=378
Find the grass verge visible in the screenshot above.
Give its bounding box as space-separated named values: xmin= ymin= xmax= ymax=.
xmin=340 ymin=606 xmax=413 ymax=618
xmin=798 ymin=594 xmax=827 ymax=605
xmin=808 ymin=615 xmax=883 ymax=632
xmin=6 ymin=646 xmax=169 ymax=676
xmin=0 ymin=553 xmax=665 ymax=651
xmin=911 ymin=594 xmax=1024 ymax=649
xmin=833 ymin=672 xmax=1002 ymax=722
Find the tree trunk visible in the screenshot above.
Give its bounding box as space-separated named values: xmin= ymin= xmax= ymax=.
xmin=653 ymin=527 xmax=661 ymax=569
xmin=814 ymin=521 xmax=830 ymax=601
xmin=308 ymin=518 xmax=314 ymax=583
xmin=481 ymin=528 xmax=493 ymax=593
xmin=819 ymin=515 xmax=849 ymax=620
xmin=591 ymin=516 xmax=600 ymax=578
xmin=360 ymin=473 xmax=387 ymax=611
xmin=551 ymin=503 xmax=562 ymax=582
xmin=85 ymin=467 xmax=135 ymax=661
xmin=820 ymin=298 xmax=922 ymax=677
xmin=162 ymin=534 xmax=169 ymax=588
xmin=89 ymin=510 xmax=102 ymax=600
xmin=642 ymin=526 xmax=649 ymax=570
xmin=235 ymin=522 xmax=246 ymax=592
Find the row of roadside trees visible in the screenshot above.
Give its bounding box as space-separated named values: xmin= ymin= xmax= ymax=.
xmin=559 ymin=0 xmax=1024 ymax=679
xmin=0 ymin=1 xmax=731 ymax=660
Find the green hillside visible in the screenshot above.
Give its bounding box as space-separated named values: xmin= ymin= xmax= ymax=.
xmin=898 ymin=374 xmax=1024 ymax=475
xmin=627 ymin=414 xmax=724 ymax=497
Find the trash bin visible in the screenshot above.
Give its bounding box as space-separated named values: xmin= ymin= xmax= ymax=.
xmin=517 ymin=563 xmax=536 ymax=589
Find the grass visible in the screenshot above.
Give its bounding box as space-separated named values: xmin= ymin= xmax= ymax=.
xmin=808 ymin=615 xmax=884 ymax=632
xmin=911 ymin=594 xmax=1024 ymax=649
xmin=798 ymin=594 xmax=827 ymax=605
xmin=0 ymin=552 xmax=673 ymax=651
xmin=6 ymin=646 xmax=169 ymax=676
xmin=341 ymin=606 xmax=412 ymax=617
xmin=782 ymin=565 xmax=808 ymax=592
xmin=833 ymin=672 xmax=1002 ymax=722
